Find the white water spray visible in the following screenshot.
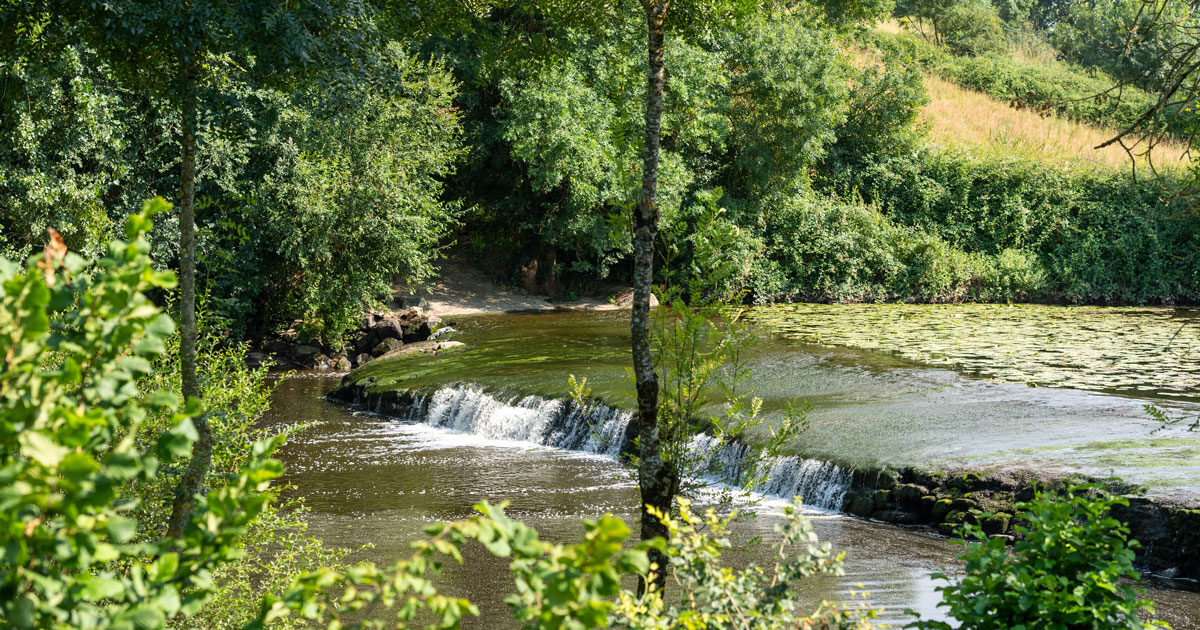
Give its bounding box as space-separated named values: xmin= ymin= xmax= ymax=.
xmin=365 ymin=384 xmax=852 ymax=511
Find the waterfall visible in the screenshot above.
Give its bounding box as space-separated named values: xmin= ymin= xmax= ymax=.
xmin=373 ymin=383 xmax=851 ymax=512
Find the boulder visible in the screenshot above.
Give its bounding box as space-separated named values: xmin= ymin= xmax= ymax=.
xmin=263 ymin=340 xmax=291 ymax=355
xmin=894 ymin=484 xmax=928 ymax=510
xmin=311 ymin=354 xmax=333 ymax=371
xmin=331 ymin=355 xmax=352 ymax=371
xmin=845 ymin=491 xmax=874 ymax=517
xmin=874 ymin=509 xmax=922 ymax=526
xmin=290 ymin=345 xmax=322 ymax=366
xmin=372 ymin=338 xmax=404 ymax=356
xmin=871 ymin=489 xmax=892 ymax=511
xmin=353 ymin=353 xmax=373 ymax=368
xmin=429 ymin=326 xmax=456 ymax=340
xmin=375 ymin=340 xmax=466 ymax=361
xmin=980 ymin=512 xmax=1011 ymax=535
xmin=931 ymin=498 xmax=954 ymax=521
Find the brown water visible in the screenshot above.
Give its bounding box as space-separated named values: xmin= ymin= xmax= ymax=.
xmin=264 ymin=374 xmax=1200 ymax=628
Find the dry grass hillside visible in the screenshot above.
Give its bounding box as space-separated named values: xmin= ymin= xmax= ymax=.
xmin=921 ymin=74 xmax=1192 ymax=172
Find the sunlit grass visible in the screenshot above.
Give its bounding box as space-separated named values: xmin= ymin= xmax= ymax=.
xmin=921 ymin=74 xmax=1191 ymax=172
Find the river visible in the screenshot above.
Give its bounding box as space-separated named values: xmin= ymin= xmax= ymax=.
xmin=262 ymin=306 xmax=1200 ymax=627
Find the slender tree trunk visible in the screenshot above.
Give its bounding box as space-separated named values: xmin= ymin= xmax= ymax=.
xmin=167 ymin=60 xmax=212 ymax=539
xmin=634 ymin=0 xmax=675 ymax=594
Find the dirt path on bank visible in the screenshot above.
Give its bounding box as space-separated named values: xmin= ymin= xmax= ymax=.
xmin=397 ymin=262 xmax=623 ymax=318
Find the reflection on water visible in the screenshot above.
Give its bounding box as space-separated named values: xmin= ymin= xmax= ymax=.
xmin=263 ymin=375 xmax=1200 ymax=629
xmin=755 ymin=303 xmax=1200 ymax=399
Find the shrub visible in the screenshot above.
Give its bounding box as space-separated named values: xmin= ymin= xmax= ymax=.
xmin=0 ymin=199 xmax=285 ymax=629
xmin=939 ymin=4 xmax=1006 ymax=57
xmin=909 ymin=485 xmax=1166 ymax=629
xmin=829 ymin=148 xmax=1200 ymax=303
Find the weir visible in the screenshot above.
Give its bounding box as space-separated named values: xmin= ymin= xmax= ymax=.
xmin=351 ymin=382 xmax=852 ymax=512
xmin=329 ymin=374 xmax=1200 ymax=581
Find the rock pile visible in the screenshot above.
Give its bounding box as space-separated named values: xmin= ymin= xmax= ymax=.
xmin=251 ymin=307 xmax=452 ymax=371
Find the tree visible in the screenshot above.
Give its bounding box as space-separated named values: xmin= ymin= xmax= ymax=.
xmin=1089 ymin=1 xmax=1200 ymax=181
xmin=628 ymin=0 xmax=889 ymax=591
xmin=2 ymin=0 xmax=378 ymax=537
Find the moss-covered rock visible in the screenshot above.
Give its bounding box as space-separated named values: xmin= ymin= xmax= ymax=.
xmin=981 ymin=512 xmax=1011 ymax=535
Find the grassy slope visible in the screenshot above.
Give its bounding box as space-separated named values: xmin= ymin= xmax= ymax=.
xmin=921 ymin=74 xmax=1190 ymax=172
xmin=868 ymin=22 xmax=1191 ymax=172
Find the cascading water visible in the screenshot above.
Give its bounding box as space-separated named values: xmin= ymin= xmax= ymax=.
xmin=360 ymin=383 xmax=851 ymax=511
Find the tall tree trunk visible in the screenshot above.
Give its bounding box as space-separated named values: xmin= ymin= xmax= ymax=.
xmin=167 ymin=60 xmax=212 ymax=539
xmin=634 ymin=0 xmax=674 ymax=594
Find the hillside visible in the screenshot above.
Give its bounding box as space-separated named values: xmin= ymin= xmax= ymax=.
xmin=921 ymin=74 xmax=1191 ymax=171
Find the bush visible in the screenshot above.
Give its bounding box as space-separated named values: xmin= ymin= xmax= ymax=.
xmin=0 ymin=199 xmax=285 ymax=629
xmin=909 ymin=486 xmax=1165 ymax=629
xmin=829 ymin=148 xmax=1200 ymax=303
xmin=939 ymin=4 xmax=1007 ymax=56
xmin=748 ymin=191 xmax=989 ymax=303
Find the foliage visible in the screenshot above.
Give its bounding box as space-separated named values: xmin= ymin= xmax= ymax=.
xmin=244 ymin=51 xmax=463 ymax=346
xmin=938 ymin=3 xmax=1006 ymax=56
xmin=264 ymin=498 xmax=875 ymax=629
xmin=130 ymin=316 xmax=353 ymax=630
xmin=824 ymin=147 xmax=1200 ymax=303
xmin=1048 ymin=0 xmax=1191 ymax=93
xmin=439 ymin=9 xmax=853 ymax=282
xmin=617 ymin=498 xmax=875 ymax=629
xmin=909 ymin=485 xmax=1166 ymax=630
xmin=0 ymin=13 xmax=462 ymax=344
xmin=824 ymin=44 xmax=928 ymax=166
xmin=0 ymin=198 xmax=284 ymax=629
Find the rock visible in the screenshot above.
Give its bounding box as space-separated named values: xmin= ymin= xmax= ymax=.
xmin=871 ymin=489 xmax=892 ymax=511
xmin=1154 ymin=567 xmax=1181 ymax=579
xmin=950 ymin=497 xmax=978 ymax=512
xmin=846 ymin=491 xmax=874 ymax=517
xmin=353 ymin=353 xmax=373 ymax=368
xmin=613 ymin=288 xmax=659 ymax=308
xmin=263 ymin=340 xmax=291 ymax=355
xmin=874 ymin=509 xmax=922 ymax=526
xmin=331 ymin=355 xmax=351 ymax=371
xmin=989 ymin=534 xmax=1015 ymax=543
xmin=290 ymin=345 xmax=322 ymax=366
xmin=895 ymin=484 xmax=928 ymax=509
xmin=373 ymin=338 xmax=404 ymax=356
xmin=981 ymin=512 xmax=1011 ymax=535
xmin=875 ymin=470 xmax=899 ymax=490
xmin=937 ymin=522 xmax=960 ymax=536
xmin=375 ymin=340 xmax=466 ymax=361
xmin=245 ymin=351 xmax=269 ymax=369
xmin=931 ymin=498 xmax=954 ymax=521
xmin=918 ymin=494 xmax=939 ymax=519
xmin=312 ymin=354 xmax=333 ymax=371
xmin=429 ymin=326 xmax=456 ymax=340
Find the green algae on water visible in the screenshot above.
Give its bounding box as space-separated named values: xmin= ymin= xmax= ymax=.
xmin=754 ymin=303 xmax=1200 ymax=399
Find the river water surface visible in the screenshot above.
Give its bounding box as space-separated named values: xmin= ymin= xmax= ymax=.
xmin=262 ymin=304 xmax=1200 ymax=627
